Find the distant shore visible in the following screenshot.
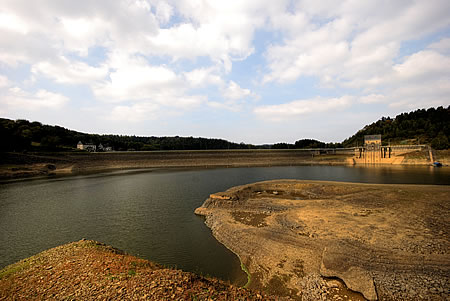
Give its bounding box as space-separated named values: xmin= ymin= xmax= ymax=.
xmin=0 ymin=149 xmax=447 ymax=181
xmin=0 ymin=150 xmax=350 ymax=181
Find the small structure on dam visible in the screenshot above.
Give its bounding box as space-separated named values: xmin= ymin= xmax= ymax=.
xmin=353 ymin=135 xmax=425 ymax=164
xmin=361 ymin=135 xmax=388 ymax=164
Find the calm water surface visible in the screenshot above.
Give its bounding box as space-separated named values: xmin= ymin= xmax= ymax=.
xmin=0 ymin=165 xmax=449 ymax=283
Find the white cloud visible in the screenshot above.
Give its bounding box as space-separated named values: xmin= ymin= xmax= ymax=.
xmin=222 ymin=81 xmax=253 ymax=100
xmin=354 ymin=47 xmax=450 ymax=110
xmin=254 ymin=96 xmax=352 ymax=121
xmin=359 ymin=94 xmax=387 ymax=104
xmin=59 ymin=17 xmax=110 ymax=56
xmin=92 ymin=52 xmax=207 ymax=110
xmin=32 ymin=56 xmax=109 ymax=85
xmin=0 ymin=75 xmax=12 ymax=88
xmin=147 ymin=0 xmax=286 ymax=71
xmin=0 ymin=11 xmax=29 ymax=34
xmin=2 ymin=87 xmax=69 ymax=110
xmin=392 ymin=50 xmax=450 ymax=82
xmin=264 ymin=0 xmax=450 ymax=87
xmin=0 ymin=0 xmax=449 ymax=142
xmin=428 ymin=37 xmax=450 ymax=54
xmin=108 ymin=102 xmax=160 ymax=122
xmin=154 ymin=1 xmax=173 ymax=24
xmin=183 ymin=67 xmax=223 ymax=87
xmin=0 ymin=0 xmax=270 ymax=117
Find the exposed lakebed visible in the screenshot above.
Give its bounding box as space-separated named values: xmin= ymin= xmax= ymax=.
xmin=195 ymin=180 xmax=450 ymax=300
xmin=0 ymin=165 xmax=449 ymax=287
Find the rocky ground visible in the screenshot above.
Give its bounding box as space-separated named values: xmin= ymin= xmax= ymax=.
xmin=195 ymin=180 xmax=450 ymax=300
xmin=0 ymin=239 xmax=275 ymax=300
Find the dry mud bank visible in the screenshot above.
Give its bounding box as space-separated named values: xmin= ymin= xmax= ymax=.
xmin=0 ymin=150 xmax=350 ymax=180
xmin=195 ymin=180 xmax=450 ymax=300
xmin=0 ymin=240 xmax=273 ymax=300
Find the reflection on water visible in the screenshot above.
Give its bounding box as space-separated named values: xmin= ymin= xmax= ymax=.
xmin=0 ymin=165 xmax=448 ymax=283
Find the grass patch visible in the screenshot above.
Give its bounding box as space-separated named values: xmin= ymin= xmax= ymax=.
xmin=0 ymin=260 xmax=32 ymax=280
xmin=240 ymin=260 xmax=251 ymax=289
xmin=127 ymin=269 xmax=136 ymax=276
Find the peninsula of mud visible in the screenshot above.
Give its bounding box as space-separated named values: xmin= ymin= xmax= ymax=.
xmin=195 ymin=180 xmax=450 ymax=300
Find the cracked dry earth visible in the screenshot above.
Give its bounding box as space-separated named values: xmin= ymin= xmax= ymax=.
xmin=195 ymin=180 xmax=450 ymax=300
xmin=0 ymin=240 xmax=274 ymax=300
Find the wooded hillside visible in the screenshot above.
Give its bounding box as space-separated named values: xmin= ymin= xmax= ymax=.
xmin=342 ymin=106 xmax=449 ymax=149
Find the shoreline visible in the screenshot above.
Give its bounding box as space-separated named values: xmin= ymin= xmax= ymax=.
xmin=195 ymin=180 xmax=450 ymax=300
xmin=1 ymin=149 xmax=447 ymax=182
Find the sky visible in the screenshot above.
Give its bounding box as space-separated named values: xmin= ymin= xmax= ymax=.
xmin=0 ymin=0 xmax=449 ymax=144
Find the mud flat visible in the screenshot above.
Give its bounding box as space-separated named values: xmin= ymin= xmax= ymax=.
xmin=195 ymin=180 xmax=450 ymax=300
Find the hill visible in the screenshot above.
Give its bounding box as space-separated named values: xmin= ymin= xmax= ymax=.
xmin=342 ymin=106 xmax=449 ymax=149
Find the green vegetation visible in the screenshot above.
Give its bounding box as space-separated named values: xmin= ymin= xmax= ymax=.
xmin=272 ymin=139 xmax=343 ymax=149
xmin=0 ymin=258 xmax=32 ymax=280
xmin=240 ymin=260 xmax=251 ymax=289
xmin=343 ymin=106 xmax=449 ymax=149
xmin=127 ymin=269 xmax=136 ymax=276
xmin=1 ymin=106 xmax=449 ymax=153
xmin=0 ymin=118 xmax=255 ymax=152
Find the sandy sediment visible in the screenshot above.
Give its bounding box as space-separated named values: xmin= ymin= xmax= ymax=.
xmin=195 ymin=180 xmax=450 ymax=300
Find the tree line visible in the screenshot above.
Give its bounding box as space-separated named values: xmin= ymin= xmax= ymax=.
xmin=1 ymin=105 xmax=449 ymax=152
xmin=0 ymin=118 xmax=256 ymax=152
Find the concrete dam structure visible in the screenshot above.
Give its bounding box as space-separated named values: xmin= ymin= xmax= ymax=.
xmin=352 ymin=135 xmax=426 ymax=164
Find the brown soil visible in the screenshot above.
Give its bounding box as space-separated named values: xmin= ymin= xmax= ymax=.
xmin=195 ymin=180 xmax=450 ymax=300
xmin=0 ymin=240 xmax=276 ymax=300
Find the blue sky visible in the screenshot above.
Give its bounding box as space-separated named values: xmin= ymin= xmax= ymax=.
xmin=0 ymin=0 xmax=449 ymax=144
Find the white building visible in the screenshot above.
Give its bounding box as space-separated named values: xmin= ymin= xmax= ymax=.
xmin=77 ymin=141 xmax=97 ymax=152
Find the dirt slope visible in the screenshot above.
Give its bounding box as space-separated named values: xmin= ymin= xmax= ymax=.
xmin=0 ymin=239 xmax=274 ymax=300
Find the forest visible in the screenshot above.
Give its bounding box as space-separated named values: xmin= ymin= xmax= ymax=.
xmin=0 ymin=106 xmax=449 ymax=152
xmin=0 ymin=118 xmax=256 ymax=152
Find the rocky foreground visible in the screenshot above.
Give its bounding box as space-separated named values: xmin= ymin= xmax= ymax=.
xmin=0 ymin=240 xmax=273 ymax=300
xmin=195 ymin=180 xmax=450 ymax=300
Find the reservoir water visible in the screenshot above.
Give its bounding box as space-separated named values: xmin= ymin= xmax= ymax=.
xmin=1 ymin=165 xmax=449 ymax=284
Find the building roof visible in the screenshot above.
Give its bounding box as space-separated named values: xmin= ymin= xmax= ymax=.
xmin=364 ymin=134 xmax=381 ymax=141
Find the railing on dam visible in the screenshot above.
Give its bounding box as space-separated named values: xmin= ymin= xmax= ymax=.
xmin=292 ymin=144 xmax=428 ymax=164
xmin=281 ymin=145 xmax=427 ymax=159
xmin=351 ymin=144 xmax=428 ymax=164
